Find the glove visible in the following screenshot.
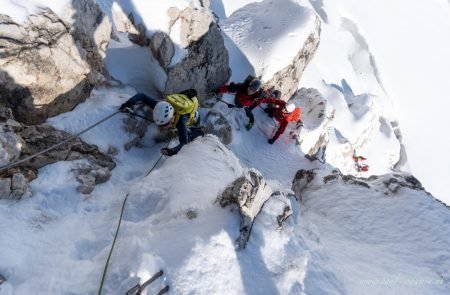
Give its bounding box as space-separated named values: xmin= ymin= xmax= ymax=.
xmin=119 ymin=100 xmax=134 ymax=112
xmin=268 ymin=138 xmax=276 ymax=144
xmin=161 ymin=147 xmax=175 ymax=156
xmin=245 ymin=122 xmax=254 ymax=130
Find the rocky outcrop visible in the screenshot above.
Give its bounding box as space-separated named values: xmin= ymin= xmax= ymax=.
xmin=0 ymin=0 xmax=111 ymax=124
xmin=112 ymin=3 xmax=231 ymax=103
xmin=0 ymin=108 xmax=115 ymax=198
xmin=291 ymin=87 xmax=334 ymax=160
xmin=265 ymin=17 xmax=321 ymax=100
xmin=292 ymin=168 xmax=426 ymax=204
xmin=217 ymin=170 xmax=272 ymax=249
xmin=204 ymin=110 xmax=232 ymax=145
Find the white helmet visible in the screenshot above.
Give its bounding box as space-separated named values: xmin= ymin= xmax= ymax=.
xmin=284 ymin=103 xmax=295 ymax=113
xmin=153 ymin=101 xmax=174 ymax=126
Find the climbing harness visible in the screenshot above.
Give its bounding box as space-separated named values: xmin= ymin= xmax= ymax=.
xmin=0 ymin=111 xmax=121 ymax=174
xmin=98 ymin=139 xmax=173 ymax=295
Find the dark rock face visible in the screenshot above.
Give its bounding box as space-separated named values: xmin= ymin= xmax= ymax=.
xmin=0 ymin=0 xmax=111 ymax=124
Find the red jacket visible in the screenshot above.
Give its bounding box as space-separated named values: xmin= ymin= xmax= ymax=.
xmin=256 ymin=98 xmax=301 ymax=140
xmin=218 ymin=82 xmax=263 ymax=107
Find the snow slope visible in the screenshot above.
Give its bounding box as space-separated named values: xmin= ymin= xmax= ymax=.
xmin=300 ymin=0 xmax=450 ymax=204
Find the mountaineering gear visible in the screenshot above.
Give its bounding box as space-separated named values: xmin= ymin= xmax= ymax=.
xmin=247 ymin=79 xmax=262 ymax=95
xmin=119 ymin=100 xmax=134 ymax=111
xmin=121 ymin=91 xmax=201 ymax=156
xmin=353 ymin=150 xmax=369 ymax=172
xmin=245 ymin=122 xmax=254 ymax=130
xmin=268 ymin=138 xmax=275 ymax=144
xmin=284 ymin=103 xmax=295 ymax=113
xmin=250 ymin=97 xmax=301 ymax=142
xmin=126 ymin=270 xmax=165 ymax=295
xmin=153 ymin=101 xmax=175 ymax=126
xmin=216 ymin=76 xmax=280 ymax=129
xmin=161 ymin=147 xmax=175 ymax=156
xmin=166 ymin=93 xmax=199 ymax=127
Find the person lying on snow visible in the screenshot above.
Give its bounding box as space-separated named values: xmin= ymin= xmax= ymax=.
xmin=213 ymin=76 xmax=266 ymax=130
xmin=119 ymin=89 xmax=204 ymax=156
xmin=250 ymin=98 xmax=301 ymax=144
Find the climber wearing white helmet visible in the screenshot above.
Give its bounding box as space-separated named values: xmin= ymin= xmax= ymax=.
xmin=119 ymin=89 xmax=203 ymax=156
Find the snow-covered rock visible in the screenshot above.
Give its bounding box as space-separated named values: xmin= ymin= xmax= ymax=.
xmin=107 ymin=1 xmax=231 ymax=102
xmin=218 ymin=169 xmax=272 ymax=249
xmin=0 ymin=107 xmax=115 ymax=198
xmin=204 ymin=109 xmax=232 ymax=145
xmin=0 ymin=0 xmax=111 ymax=124
xmin=292 ymin=168 xmax=450 ymax=294
xmin=222 ymin=0 xmax=321 ymax=100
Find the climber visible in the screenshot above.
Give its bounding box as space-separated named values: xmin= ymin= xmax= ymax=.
xmin=213 ymin=76 xmax=265 ymax=130
xmin=119 ymin=89 xmax=204 ymax=156
xmin=353 ymin=151 xmax=369 ymax=172
xmin=250 ymin=98 xmax=301 ymax=144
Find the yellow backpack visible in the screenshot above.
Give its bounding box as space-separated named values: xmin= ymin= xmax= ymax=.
xmin=166 ymin=92 xmax=198 ymax=126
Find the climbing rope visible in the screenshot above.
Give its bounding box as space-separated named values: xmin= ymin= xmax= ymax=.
xmin=0 ymin=111 xmax=121 ymax=173
xmin=97 ymin=140 xmax=172 ymax=295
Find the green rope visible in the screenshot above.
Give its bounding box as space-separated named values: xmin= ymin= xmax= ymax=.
xmin=97 ymin=154 xmax=165 ymax=295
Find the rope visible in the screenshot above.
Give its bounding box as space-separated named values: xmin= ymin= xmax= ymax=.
xmin=98 ymin=141 xmax=171 ymax=295
xmin=0 ymin=111 xmax=121 ymax=173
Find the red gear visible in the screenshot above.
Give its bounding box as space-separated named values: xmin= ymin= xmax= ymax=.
xmin=256 ymin=98 xmax=301 ymax=140
xmin=218 ymin=83 xmax=262 ymax=107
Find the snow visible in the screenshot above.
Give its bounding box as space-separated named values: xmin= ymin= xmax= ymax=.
xmin=300 ymin=0 xmax=450 ymax=204
xmin=1 ymin=0 xmax=450 ymax=294
xmin=0 ymin=0 xmax=72 ymax=23
xmin=221 ymin=0 xmax=317 ymax=81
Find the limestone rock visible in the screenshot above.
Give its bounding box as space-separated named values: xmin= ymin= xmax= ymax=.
xmin=0 ymin=178 xmax=11 ymax=199
xmin=164 ymin=20 xmax=231 ymax=102
xmin=0 ymin=107 xmax=115 ymax=197
xmin=204 ymin=110 xmax=232 ymax=145
xmin=265 ymin=17 xmax=321 ymax=100
xmin=76 ymin=174 xmax=96 ymax=195
xmin=0 ymin=0 xmax=111 ymax=124
xmin=218 ymin=170 xmax=272 ymax=249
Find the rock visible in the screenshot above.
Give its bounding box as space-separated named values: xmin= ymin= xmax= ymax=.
xmin=164 ymin=21 xmax=231 ymax=102
xmin=111 ymin=3 xmax=230 ymax=102
xmin=0 ymin=0 xmax=111 ymax=124
xmin=92 ymin=167 xmax=111 ymax=184
xmin=0 ymin=123 xmax=25 ymax=166
xmin=218 ymin=170 xmax=272 ymax=249
xmin=0 ymin=178 xmax=11 ymax=199
xmin=292 ymin=169 xmax=317 ymax=202
xmin=0 ymin=107 xmax=115 ymax=196
xmin=107 ymin=145 xmax=119 ymax=156
xmin=150 ymin=32 xmax=175 ymax=69
xmin=204 ymin=110 xmax=232 ymax=145
xmin=265 ymin=17 xmax=321 ymax=100
xmin=76 ymin=174 xmax=96 ymax=194
xmin=10 ymin=173 xmax=29 ymax=199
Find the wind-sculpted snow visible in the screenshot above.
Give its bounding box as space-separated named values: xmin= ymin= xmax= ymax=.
xmin=293 ymin=169 xmax=450 ymax=294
